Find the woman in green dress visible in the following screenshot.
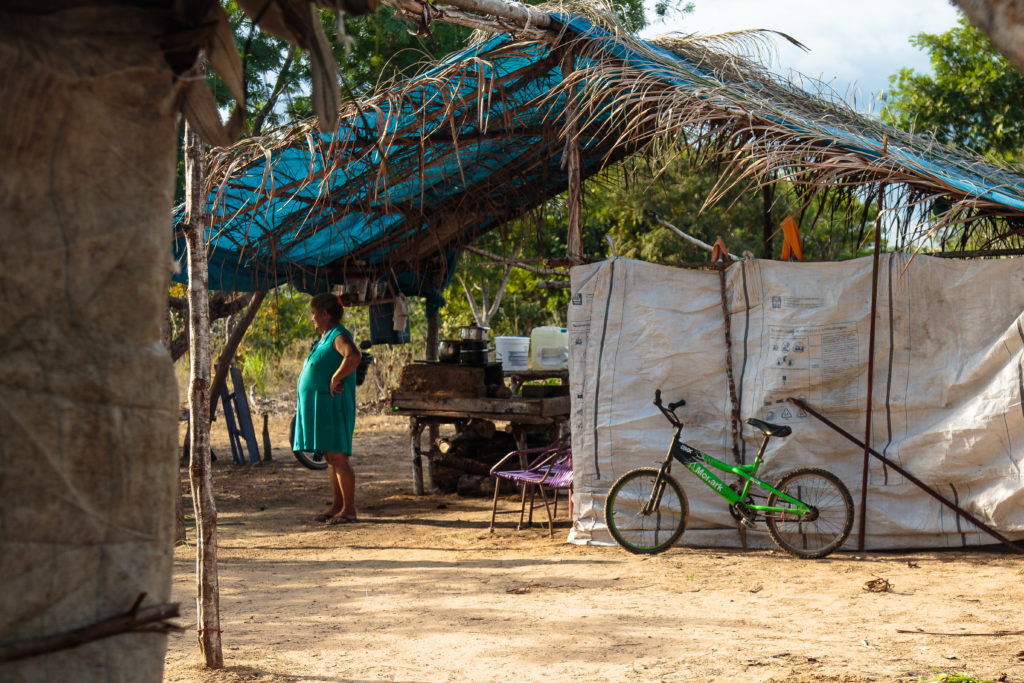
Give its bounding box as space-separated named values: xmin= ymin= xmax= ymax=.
xmin=294 ymin=293 xmax=362 ymax=524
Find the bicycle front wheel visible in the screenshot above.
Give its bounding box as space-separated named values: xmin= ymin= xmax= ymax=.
xmin=765 ymin=467 xmax=854 ymax=559
xmin=605 ymin=467 xmax=688 ymax=554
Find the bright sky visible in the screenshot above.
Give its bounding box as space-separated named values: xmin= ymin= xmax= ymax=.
xmin=641 ymin=0 xmax=963 ymax=114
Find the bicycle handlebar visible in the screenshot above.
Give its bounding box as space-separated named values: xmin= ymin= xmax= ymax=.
xmin=653 ymin=389 xmax=685 ymax=426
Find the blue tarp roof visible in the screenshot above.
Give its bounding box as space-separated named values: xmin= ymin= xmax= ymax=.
xmin=172 ymin=13 xmax=1024 ymax=293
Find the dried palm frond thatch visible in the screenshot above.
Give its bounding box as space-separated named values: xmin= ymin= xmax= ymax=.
xmin=178 ymin=5 xmax=1024 ymax=291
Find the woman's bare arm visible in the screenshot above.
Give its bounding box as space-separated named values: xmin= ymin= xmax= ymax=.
xmin=330 ymin=333 xmax=362 ymax=396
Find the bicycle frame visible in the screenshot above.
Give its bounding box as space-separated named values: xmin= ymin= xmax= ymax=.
xmin=645 ymin=399 xmax=810 ymax=519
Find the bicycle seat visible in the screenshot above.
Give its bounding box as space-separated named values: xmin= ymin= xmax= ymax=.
xmin=746 ymin=418 xmax=791 ymax=437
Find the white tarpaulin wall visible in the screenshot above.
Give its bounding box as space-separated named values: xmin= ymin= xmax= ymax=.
xmin=567 ymin=255 xmax=1024 ymax=550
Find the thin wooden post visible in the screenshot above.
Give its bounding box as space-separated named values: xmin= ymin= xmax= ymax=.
xmin=425 ymin=307 xmax=439 ymax=474
xmin=762 ymin=184 xmax=774 ymax=258
xmin=561 ymin=51 xmax=582 ymax=263
xmin=425 ymin=307 xmax=439 ymax=362
xmin=717 ymin=265 xmax=742 ymax=465
xmin=858 ymin=182 xmax=884 ymax=551
xmin=261 ymin=414 xmax=273 ymax=463
xmin=183 ymin=120 xmax=223 ymax=668
xmin=411 ymin=418 xmax=426 ymax=494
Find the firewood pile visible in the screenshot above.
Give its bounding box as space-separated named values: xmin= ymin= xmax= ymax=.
xmin=429 ymin=419 xmax=515 ymax=496
xmin=428 ymin=419 xmax=557 ymax=496
xmin=392 ymin=363 xmax=566 ymax=496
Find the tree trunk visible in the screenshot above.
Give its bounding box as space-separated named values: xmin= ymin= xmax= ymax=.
xmin=0 ymin=9 xmax=179 ymax=681
xmin=209 ymin=290 xmax=267 ymax=421
xmin=956 ymin=0 xmax=1024 ymax=75
xmin=184 ymin=120 xmax=223 ymax=668
xmin=562 ymin=52 xmax=583 ymax=263
xmin=175 ymin=478 xmax=187 ymax=547
xmin=162 ymin=305 xmax=188 ymax=546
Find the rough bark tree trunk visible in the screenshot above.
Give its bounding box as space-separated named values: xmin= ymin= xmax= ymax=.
xmin=209 ymin=290 xmax=267 ymax=421
xmin=183 ymin=120 xmax=223 ymax=668
xmin=956 ymin=0 xmax=1024 ymax=75
xmin=163 ymin=305 xmax=188 ymax=546
xmin=562 ymin=52 xmax=583 ymax=263
xmin=0 ymin=9 xmax=179 ymax=680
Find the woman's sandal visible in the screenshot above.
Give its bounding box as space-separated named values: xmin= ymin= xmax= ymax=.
xmin=313 ymin=513 xmax=333 ymax=523
xmin=325 ymin=515 xmax=358 ymax=525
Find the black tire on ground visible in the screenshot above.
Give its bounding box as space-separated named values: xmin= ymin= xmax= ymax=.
xmin=604 ymin=467 xmax=688 ymax=555
xmin=765 ymin=467 xmax=854 ymax=559
xmin=289 ymin=414 xmax=328 ymax=470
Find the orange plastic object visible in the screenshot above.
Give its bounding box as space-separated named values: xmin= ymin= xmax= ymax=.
xmin=710 ymin=237 xmax=731 ymax=262
xmin=780 ymin=215 xmax=803 ymax=261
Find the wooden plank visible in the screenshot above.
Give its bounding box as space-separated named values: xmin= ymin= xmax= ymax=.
xmin=396 ymin=364 xmax=485 ymax=398
xmin=390 ymin=408 xmax=559 ymax=425
xmin=390 ymin=392 xmax=568 ymax=417
xmin=540 ymin=395 xmax=570 ymax=417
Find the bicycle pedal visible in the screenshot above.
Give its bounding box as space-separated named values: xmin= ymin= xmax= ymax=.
xmin=732 ymin=504 xmax=757 ymax=529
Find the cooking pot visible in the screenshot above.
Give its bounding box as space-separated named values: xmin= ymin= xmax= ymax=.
xmin=437 ymin=339 xmax=461 ymax=363
xmin=460 ymin=348 xmax=488 ymax=365
xmin=459 ymin=324 xmax=490 ymax=342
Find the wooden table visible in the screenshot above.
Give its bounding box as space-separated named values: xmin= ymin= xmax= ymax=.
xmin=389 ymin=392 xmax=570 ymax=494
xmin=502 ymin=369 xmax=569 ymax=394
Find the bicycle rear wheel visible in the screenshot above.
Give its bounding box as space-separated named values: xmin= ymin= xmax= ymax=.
xmin=765 ymin=467 xmax=853 ymax=559
xmin=289 ymin=415 xmax=328 ymax=470
xmin=605 ymin=467 xmax=688 ymax=554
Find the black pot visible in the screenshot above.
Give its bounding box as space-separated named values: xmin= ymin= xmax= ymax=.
xmin=438 ymin=339 xmax=461 ymax=363
xmin=460 ymin=348 xmax=488 ymax=365
xmin=459 ymin=339 xmax=487 ymax=351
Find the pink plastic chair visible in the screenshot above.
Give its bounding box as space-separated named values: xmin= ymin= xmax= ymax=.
xmin=489 ymin=436 xmax=572 ymax=536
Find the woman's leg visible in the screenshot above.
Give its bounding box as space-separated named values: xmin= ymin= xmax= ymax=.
xmin=324 ymin=452 xmax=356 ymax=522
xmin=314 ymin=466 xmax=344 ymax=521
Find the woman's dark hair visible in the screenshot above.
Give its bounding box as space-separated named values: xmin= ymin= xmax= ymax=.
xmin=310 ymin=293 xmax=344 ymax=323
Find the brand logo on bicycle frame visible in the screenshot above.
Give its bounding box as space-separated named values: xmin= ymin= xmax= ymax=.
xmin=688 ymin=462 xmax=724 ymax=493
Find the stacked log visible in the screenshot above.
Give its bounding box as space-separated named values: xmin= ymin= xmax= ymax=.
xmin=428 ymin=419 xmax=523 ymax=496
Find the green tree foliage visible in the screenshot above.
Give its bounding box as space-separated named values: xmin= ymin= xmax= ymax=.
xmin=881 ymin=16 xmax=1024 ymax=162
xmin=585 ymin=153 xmax=875 ymax=264
xmin=441 ymin=216 xmax=572 ymax=337
xmin=240 ymin=286 xmax=316 ymax=356
xmin=443 ymin=146 xmax=877 ymax=337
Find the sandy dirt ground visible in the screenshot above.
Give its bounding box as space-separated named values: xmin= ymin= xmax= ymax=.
xmin=164 ymin=412 xmax=1024 ymax=683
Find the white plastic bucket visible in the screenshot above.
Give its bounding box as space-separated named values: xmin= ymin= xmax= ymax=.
xmin=528 ymin=326 xmax=569 ymax=370
xmin=495 ymin=336 xmax=530 ymax=370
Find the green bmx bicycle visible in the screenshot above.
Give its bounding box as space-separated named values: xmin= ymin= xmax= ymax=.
xmin=604 ymin=390 xmax=854 ymax=558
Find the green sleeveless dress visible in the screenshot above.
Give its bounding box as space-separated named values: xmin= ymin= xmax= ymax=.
xmin=293 ymin=324 xmax=356 ymax=455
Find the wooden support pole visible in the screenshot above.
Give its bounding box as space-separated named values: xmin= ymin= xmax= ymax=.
xmin=261 ymin=414 xmax=273 ymax=462
xmin=426 ymin=306 xmax=439 ymax=362
xmin=717 ymin=265 xmax=742 ymax=465
xmin=183 ymin=120 xmax=223 ymax=668
xmin=858 ymin=184 xmax=884 ymax=552
xmin=561 ymin=52 xmax=583 ymax=264
xmin=425 ymin=307 xmax=440 ymax=470
xmin=762 ymin=184 xmax=774 ymax=258
xmin=411 ymin=418 xmax=426 ymax=495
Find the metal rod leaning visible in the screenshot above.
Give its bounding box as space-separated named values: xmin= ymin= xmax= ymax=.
xmin=787 ymin=396 xmax=1024 ymax=555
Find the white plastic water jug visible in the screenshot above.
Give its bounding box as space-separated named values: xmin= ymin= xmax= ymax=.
xmin=528 ymin=326 xmax=569 ymax=370
xmin=495 ymin=336 xmax=530 ymax=371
